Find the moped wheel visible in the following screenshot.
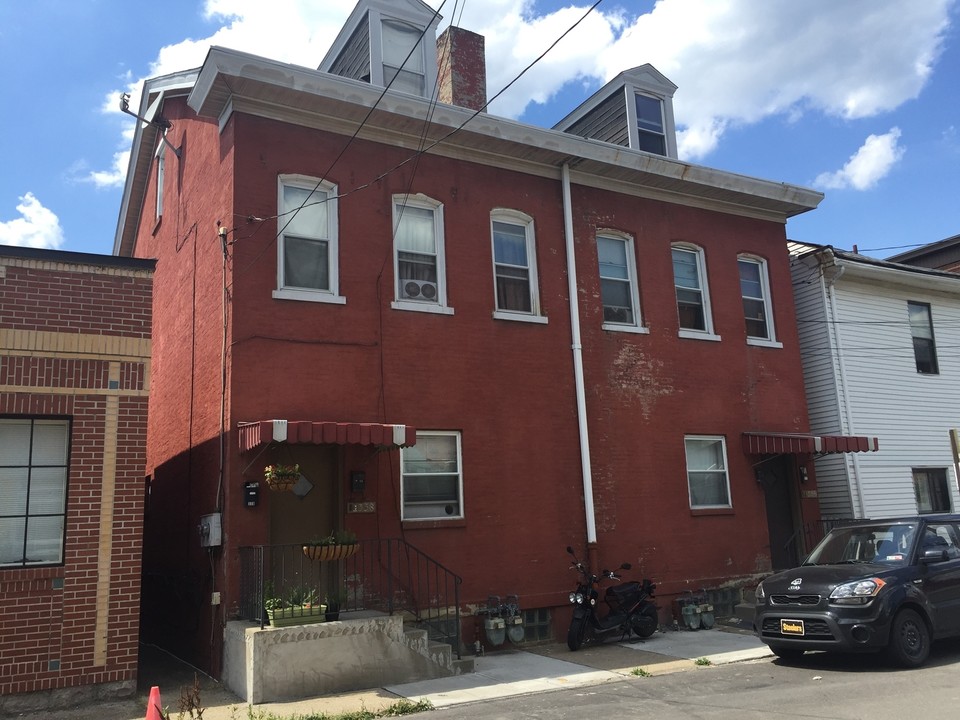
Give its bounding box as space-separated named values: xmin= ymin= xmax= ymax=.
xmin=631 ymin=607 xmax=658 ymax=638
xmin=567 ymin=616 xmax=588 ymax=651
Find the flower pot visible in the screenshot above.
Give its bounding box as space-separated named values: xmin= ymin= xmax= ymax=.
xmin=266 ymin=604 xmax=326 ymax=627
xmin=265 ymin=476 xmax=298 ymax=492
xmin=302 ymin=543 xmax=359 ymax=561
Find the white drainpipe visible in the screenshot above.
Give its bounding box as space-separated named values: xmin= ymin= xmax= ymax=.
xmin=561 ymin=163 xmax=597 ymax=544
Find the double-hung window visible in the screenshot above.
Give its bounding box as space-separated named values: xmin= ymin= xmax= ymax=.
xmin=684 ymin=436 xmax=731 ymax=509
xmin=597 ymin=233 xmax=644 ymax=331
xmin=907 ymin=301 xmax=938 ymax=374
xmin=738 ymin=256 xmax=779 ymax=346
xmin=491 ymin=211 xmax=544 ymax=322
xmin=672 ymin=244 xmax=717 ymax=339
xmin=0 ymin=418 xmax=69 ymax=567
xmin=275 ymin=175 xmax=342 ymax=303
xmin=401 ymin=431 xmax=463 ymax=520
xmin=634 ymin=93 xmax=666 ymax=156
xmin=393 ymin=195 xmax=451 ymax=313
xmin=382 ymin=18 xmax=425 ymax=96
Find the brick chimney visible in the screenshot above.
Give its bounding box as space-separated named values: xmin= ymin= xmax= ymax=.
xmin=436 ymin=26 xmax=487 ymax=111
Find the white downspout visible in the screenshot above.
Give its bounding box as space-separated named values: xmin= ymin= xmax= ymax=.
xmin=561 ymin=163 xmax=597 ymax=544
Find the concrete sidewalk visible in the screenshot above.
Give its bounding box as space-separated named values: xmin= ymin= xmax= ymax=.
xmin=15 ymin=625 xmax=771 ymax=720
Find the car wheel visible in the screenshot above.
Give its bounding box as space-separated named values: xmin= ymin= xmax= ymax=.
xmin=885 ymin=608 xmax=930 ymax=668
xmin=769 ymin=644 xmax=805 ymax=661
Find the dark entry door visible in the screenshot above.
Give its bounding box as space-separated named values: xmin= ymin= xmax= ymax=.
xmin=759 ymin=456 xmax=798 ymax=570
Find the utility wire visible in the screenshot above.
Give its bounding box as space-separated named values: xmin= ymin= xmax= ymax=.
xmin=230 ymin=0 xmax=605 ymax=281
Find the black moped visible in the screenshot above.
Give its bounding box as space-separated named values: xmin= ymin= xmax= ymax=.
xmin=566 ymin=545 xmax=658 ymax=651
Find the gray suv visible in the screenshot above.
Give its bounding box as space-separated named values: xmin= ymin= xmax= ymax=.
xmin=754 ymin=515 xmax=960 ymax=667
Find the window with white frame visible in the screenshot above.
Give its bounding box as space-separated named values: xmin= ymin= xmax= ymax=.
xmin=907 ymin=301 xmax=938 ymax=374
xmin=672 ymin=245 xmax=714 ymax=336
xmin=738 ymin=256 xmax=775 ymax=342
xmin=913 ymin=468 xmax=950 ymax=514
xmin=155 ymin=141 xmax=165 ymax=221
xmin=491 ymin=211 xmax=541 ymax=318
xmin=276 ymin=175 xmax=341 ymax=302
xmin=382 ymin=18 xmax=425 ymax=96
xmin=684 ymin=436 xmax=731 ymax=509
xmin=634 ymin=93 xmax=666 ymax=156
xmin=393 ymin=195 xmax=449 ymax=311
xmin=0 ymin=418 xmax=69 ymax=567
xmin=401 ymin=431 xmax=462 ymax=520
xmin=597 ymin=233 xmax=642 ymax=328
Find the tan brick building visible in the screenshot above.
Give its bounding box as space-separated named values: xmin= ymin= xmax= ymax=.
xmin=0 ymin=245 xmax=154 ymax=713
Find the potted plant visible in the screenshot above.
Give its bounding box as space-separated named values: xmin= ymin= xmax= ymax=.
xmin=264 ymin=585 xmax=326 ymax=627
xmin=324 ymin=588 xmax=347 ymax=621
xmin=264 ymin=463 xmax=299 ymax=492
xmin=302 ymin=528 xmax=359 ymax=561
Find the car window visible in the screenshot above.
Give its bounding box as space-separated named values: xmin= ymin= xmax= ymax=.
xmin=923 ymin=523 xmax=960 ymax=559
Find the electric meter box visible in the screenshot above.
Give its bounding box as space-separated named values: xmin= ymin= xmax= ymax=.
xmin=199 ymin=513 xmax=222 ymax=547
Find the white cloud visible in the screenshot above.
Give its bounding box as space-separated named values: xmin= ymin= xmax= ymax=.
xmin=0 ymin=193 xmax=65 ymax=249
xmin=814 ymin=128 xmax=905 ymax=190
xmin=90 ymin=0 xmax=955 ymax=181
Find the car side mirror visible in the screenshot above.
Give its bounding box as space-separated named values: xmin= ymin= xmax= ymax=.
xmin=921 ymin=547 xmax=948 ymax=563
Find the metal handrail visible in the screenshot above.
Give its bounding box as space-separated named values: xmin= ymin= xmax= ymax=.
xmin=238 ymin=537 xmax=462 ymax=658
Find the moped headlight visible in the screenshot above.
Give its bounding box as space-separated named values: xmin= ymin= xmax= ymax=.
xmin=569 ymin=592 xmax=576 ymax=604
xmin=829 ymin=577 xmax=886 ymax=605
xmin=569 ymin=592 xmax=585 ymax=604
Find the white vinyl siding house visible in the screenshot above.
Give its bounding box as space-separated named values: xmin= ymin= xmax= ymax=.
xmin=790 ymin=244 xmax=960 ymax=519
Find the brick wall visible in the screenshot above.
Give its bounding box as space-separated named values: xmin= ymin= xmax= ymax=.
xmin=0 ymin=249 xmax=153 ymax=711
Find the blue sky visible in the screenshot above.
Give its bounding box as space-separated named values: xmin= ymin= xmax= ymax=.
xmin=1 ymin=0 xmax=957 ymax=258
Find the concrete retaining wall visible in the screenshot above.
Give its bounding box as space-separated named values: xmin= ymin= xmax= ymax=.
xmin=223 ymin=614 xmax=451 ymax=703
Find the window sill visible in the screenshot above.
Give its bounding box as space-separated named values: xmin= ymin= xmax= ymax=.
xmin=401 ymin=518 xmax=466 ymax=530
xmin=690 ymin=507 xmax=734 ymax=516
xmin=746 ymin=337 xmax=783 ymax=349
xmin=273 ymin=288 xmax=347 ymax=304
xmin=391 ymin=300 xmax=455 ymax=315
xmin=493 ymin=310 xmax=548 ymax=324
xmin=678 ymin=329 xmax=721 ymax=342
xmin=602 ymin=323 xmax=649 ymax=335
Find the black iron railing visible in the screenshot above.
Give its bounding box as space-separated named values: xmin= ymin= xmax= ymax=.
xmin=238 ymin=538 xmax=462 ymax=658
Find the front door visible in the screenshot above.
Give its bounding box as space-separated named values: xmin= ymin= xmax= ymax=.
xmin=759 ymin=455 xmax=799 ymax=570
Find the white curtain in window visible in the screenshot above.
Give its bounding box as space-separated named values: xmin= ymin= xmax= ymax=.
xmin=395 ymin=206 xmax=435 ymax=253
xmin=382 ymin=19 xmax=424 ymax=72
xmin=282 ymin=185 xmax=327 ymax=239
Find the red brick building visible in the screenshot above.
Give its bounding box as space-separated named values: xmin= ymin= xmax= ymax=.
xmin=114 ymin=0 xmax=876 ymax=681
xmin=0 ymin=245 xmax=153 ymax=712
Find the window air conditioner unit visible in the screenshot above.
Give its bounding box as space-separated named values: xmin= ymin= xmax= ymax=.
xmin=401 ymin=279 xmax=438 ymax=301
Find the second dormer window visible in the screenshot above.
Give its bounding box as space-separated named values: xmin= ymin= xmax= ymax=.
xmin=635 ymin=93 xmax=666 ymax=155
xmin=382 ymin=19 xmax=425 ymax=95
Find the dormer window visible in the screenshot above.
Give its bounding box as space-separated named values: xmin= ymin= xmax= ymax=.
xmin=554 ymin=64 xmax=678 ymax=159
xmin=381 ymin=18 xmax=426 ymax=95
xmin=634 ymin=93 xmax=666 ymax=155
xmin=320 ymin=0 xmax=440 ymax=100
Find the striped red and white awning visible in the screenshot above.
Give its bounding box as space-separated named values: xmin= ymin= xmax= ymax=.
xmin=238 ymin=420 xmax=416 ymax=453
xmin=742 ymin=432 xmax=879 ymax=456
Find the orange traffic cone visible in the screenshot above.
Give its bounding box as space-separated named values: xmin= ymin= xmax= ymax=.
xmin=145 ymin=685 xmax=163 ymax=720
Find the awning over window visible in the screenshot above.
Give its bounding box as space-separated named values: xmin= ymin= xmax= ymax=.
xmin=238 ymin=420 xmax=416 ymax=453
xmin=742 ymin=432 xmax=879 ymax=456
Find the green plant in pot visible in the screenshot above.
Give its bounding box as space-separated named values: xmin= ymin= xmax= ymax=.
xmin=325 ymin=588 xmax=348 ymax=621
xmin=302 ymin=528 xmax=359 ymax=561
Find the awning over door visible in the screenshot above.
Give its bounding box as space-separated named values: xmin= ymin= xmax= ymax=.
xmin=742 ymin=432 xmax=879 ymax=456
xmin=238 ymin=419 xmax=416 ymax=453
